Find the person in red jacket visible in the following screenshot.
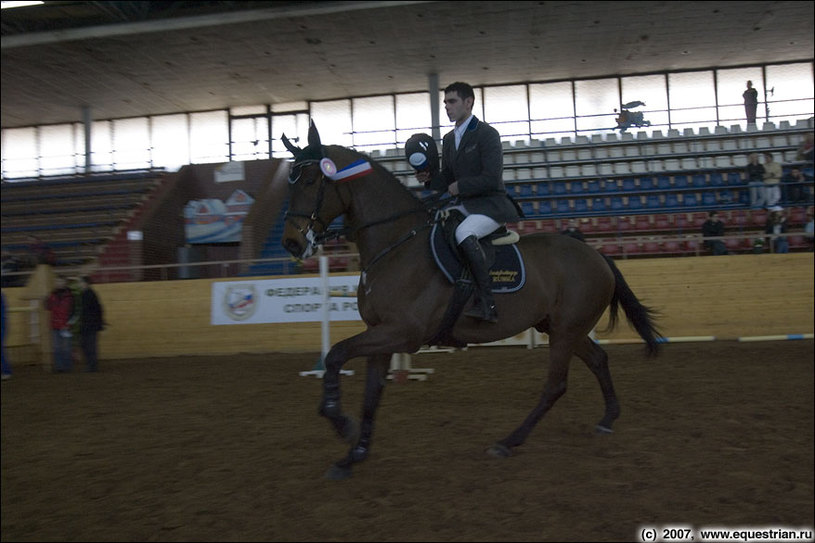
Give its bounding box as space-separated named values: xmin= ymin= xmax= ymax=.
xmin=45 ymin=276 xmax=76 ymax=373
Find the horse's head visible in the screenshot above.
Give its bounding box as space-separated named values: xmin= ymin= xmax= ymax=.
xmin=281 ymin=121 xmax=354 ymax=260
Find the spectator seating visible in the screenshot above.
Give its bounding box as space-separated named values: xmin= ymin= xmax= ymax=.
xmin=1 ymin=171 xmax=161 ymax=267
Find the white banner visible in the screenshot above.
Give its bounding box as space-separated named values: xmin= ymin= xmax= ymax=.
xmin=214 ymin=161 xmax=245 ymax=183
xmin=211 ymin=275 xmax=361 ymax=325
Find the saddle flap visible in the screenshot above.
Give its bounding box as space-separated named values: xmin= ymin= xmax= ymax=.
xmin=430 ymin=223 xmax=526 ymax=293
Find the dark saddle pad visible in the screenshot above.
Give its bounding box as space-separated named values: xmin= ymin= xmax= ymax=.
xmin=430 ymin=222 xmax=526 ymax=293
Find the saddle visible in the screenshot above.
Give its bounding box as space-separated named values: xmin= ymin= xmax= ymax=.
xmin=426 ymin=211 xmax=526 ymax=348
xmin=430 ymin=211 xmax=526 ymax=293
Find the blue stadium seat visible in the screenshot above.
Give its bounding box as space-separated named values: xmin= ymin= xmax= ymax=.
xmin=657 ymin=176 xmax=671 ymax=190
xmin=592 ymin=198 xmax=607 ymax=212
xmin=604 ymin=180 xmax=619 ymax=192
xmin=622 ymin=178 xmax=636 ymax=191
xmin=628 ymin=196 xmax=643 ymax=210
xmin=727 ymin=172 xmax=744 ymax=185
xmin=718 ymin=189 xmax=734 ymax=204
xmin=673 ymin=175 xmax=689 ymax=189
xmin=702 ymin=192 xmax=716 ymax=206
xmin=574 ymin=199 xmax=589 ymax=213
xmin=537 ymin=182 xmax=550 ymax=196
xmin=710 ymin=173 xmax=725 ymax=186
xmin=538 ymin=200 xmax=552 ymax=214
xmin=586 ymin=180 xmax=601 ymax=193
xmin=553 ymin=182 xmax=567 ymax=195
xmin=639 ymin=177 xmax=655 ymax=190
xmin=646 ymin=194 xmax=661 ymax=208
xmin=517 ymin=184 xmax=534 ymax=197
xmin=610 ymin=196 xmax=624 ymax=211
xmin=683 ymin=193 xmax=698 ymax=207
xmin=521 ymin=201 xmax=536 ymax=216
xmin=556 ymin=200 xmax=570 ymax=214
xmin=570 ymin=182 xmax=584 ymax=194
xmin=664 ymin=193 xmax=680 ymax=208
xmin=692 ymin=174 xmax=707 ymax=188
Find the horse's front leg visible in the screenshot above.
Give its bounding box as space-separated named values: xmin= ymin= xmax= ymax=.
xmin=325 ymin=353 xmax=391 ymax=480
xmin=319 ymin=341 xmax=357 ymax=442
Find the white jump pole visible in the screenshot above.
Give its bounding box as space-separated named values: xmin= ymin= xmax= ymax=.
xmin=299 ymin=253 xmax=354 ymax=378
xmin=320 ymin=254 xmax=331 ymax=363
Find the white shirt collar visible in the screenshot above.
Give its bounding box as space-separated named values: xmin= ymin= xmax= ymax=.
xmin=454 ymin=115 xmax=474 ymax=150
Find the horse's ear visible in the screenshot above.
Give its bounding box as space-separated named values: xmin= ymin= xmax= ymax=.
xmin=281 ymin=133 xmax=300 ymax=156
xmin=307 ymin=120 xmax=322 ymax=148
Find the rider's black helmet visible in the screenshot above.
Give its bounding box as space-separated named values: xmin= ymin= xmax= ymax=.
xmin=404 ymin=133 xmax=440 ymax=178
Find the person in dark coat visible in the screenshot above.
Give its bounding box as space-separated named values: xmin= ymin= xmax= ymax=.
xmin=77 ymin=276 xmax=105 ymax=372
xmin=561 ymin=219 xmax=586 ymax=242
xmin=701 ymin=211 xmax=728 ymax=255
xmin=416 ymin=81 xmax=520 ymax=323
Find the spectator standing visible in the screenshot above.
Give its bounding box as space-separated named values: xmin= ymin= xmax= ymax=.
xmin=45 ymin=276 xmax=76 ymax=373
xmin=765 ymin=207 xmax=789 ymax=254
xmin=746 ymin=153 xmax=765 ymax=208
xmin=804 ymin=209 xmax=814 ymax=252
xmin=701 ymin=211 xmax=729 ymax=255
xmin=782 ymin=167 xmax=809 ymax=204
xmin=743 ymin=80 xmax=759 ymax=125
xmin=762 ymin=153 xmax=782 ymax=208
xmin=77 ymin=276 xmax=105 ymax=373
xmin=796 ymin=133 xmax=814 ymax=164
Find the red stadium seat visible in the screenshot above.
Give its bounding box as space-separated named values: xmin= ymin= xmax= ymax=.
xmin=599 ymin=242 xmax=621 ymax=256
xmin=622 ymin=242 xmax=640 ymax=256
xmin=633 ymin=215 xmax=652 ymax=232
xmin=642 ymin=240 xmax=661 ymax=254
xmin=729 ymin=209 xmax=747 ymax=228
xmin=788 ymin=235 xmax=808 ymax=250
xmin=690 ymin=212 xmax=707 ymax=228
xmin=617 ymin=217 xmax=633 ymax=233
xmin=595 ymin=216 xmax=616 ymax=233
xmin=751 ymin=209 xmax=768 ymax=227
xmin=653 ymin=214 xmax=672 ymax=231
xmin=663 ymin=240 xmax=682 ymax=254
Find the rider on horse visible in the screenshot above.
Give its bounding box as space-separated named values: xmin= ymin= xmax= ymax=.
xmin=413 ymin=82 xmax=520 ymax=323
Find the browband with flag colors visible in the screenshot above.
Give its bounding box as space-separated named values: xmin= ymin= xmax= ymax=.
xmin=320 ymin=158 xmax=373 ymax=182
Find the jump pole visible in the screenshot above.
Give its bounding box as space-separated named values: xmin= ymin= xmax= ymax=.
xmin=299 ymin=254 xmax=354 ymax=378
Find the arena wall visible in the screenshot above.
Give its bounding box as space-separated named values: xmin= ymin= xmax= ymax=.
xmin=2 ymin=253 xmax=812 ymax=361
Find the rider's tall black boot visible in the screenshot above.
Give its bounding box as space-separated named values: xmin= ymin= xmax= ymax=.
xmin=460 ymin=235 xmax=498 ymax=323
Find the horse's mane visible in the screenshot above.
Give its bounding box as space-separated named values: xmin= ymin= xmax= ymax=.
xmin=325 ymin=144 xmax=424 ymax=204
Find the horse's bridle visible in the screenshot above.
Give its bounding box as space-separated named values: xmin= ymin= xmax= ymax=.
xmin=284 ymin=158 xmax=351 ymax=258
xmin=285 ymin=151 xmax=438 ymax=267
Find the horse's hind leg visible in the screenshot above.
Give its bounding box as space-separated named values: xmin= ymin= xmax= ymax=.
xmin=489 ymin=338 xmax=574 ymax=457
xmin=574 ymin=336 xmax=619 ymax=433
xmin=326 ymin=353 xmax=391 ymax=480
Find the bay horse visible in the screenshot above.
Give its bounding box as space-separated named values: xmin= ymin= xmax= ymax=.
xmin=281 ymin=122 xmax=662 ymax=480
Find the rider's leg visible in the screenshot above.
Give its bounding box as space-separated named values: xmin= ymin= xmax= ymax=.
xmin=456 ymin=215 xmax=501 ymax=323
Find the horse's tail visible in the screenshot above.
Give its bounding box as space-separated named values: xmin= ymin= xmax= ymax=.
xmin=601 ymin=255 xmax=664 ymax=357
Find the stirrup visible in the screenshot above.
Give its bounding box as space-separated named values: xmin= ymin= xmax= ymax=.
xmin=464 ymin=300 xmax=498 ymax=323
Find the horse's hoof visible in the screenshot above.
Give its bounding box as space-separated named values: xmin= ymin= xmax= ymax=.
xmin=594 ymin=424 xmax=614 ymax=435
xmin=324 ymin=463 xmax=352 ymax=480
xmin=486 ymin=443 xmax=513 ymax=458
